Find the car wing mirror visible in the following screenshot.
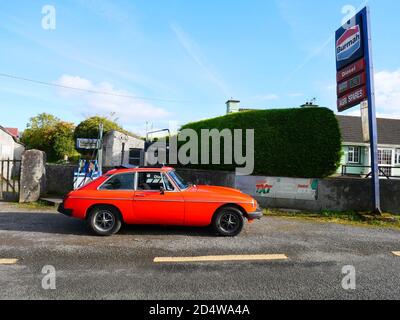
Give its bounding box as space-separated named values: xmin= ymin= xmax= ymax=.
xmin=160 ymin=186 xmax=165 ymax=195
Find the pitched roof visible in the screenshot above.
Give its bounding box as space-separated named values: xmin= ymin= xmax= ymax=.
xmin=4 ymin=127 xmax=19 ymax=138
xmin=336 ymin=115 xmax=400 ymax=145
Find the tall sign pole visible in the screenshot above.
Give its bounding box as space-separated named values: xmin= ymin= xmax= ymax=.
xmin=335 ymin=6 xmax=381 ymax=214
xmin=362 ymin=7 xmax=381 ymax=214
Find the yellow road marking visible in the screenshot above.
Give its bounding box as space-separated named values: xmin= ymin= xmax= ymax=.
xmin=154 ymin=254 xmax=288 ymax=263
xmin=392 ymin=252 xmax=400 ymax=257
xmin=0 ymin=259 xmax=18 ymax=265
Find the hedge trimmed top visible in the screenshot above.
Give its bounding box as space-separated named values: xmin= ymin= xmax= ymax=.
xmin=180 ymin=107 xmax=342 ymax=178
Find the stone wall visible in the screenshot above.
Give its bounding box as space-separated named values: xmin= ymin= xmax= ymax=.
xmin=176 ymin=168 xmax=236 ymax=188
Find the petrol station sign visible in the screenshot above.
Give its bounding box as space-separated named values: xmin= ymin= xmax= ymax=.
xmin=335 ymin=13 xmax=367 ymax=112
xmin=335 ymin=7 xmax=381 ymax=213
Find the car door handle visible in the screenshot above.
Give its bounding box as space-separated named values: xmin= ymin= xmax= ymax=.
xmin=135 ymin=193 xmax=146 ymax=197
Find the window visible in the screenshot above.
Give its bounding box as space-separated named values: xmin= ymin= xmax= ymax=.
xmin=378 ymin=149 xmax=392 ymax=165
xmin=137 ymin=172 xmax=174 ymax=191
xmin=168 ymin=170 xmax=190 ymax=190
xmin=395 ymin=149 xmax=400 ymax=165
xmin=99 ymin=173 xmax=134 ymax=190
xmin=347 ymin=147 xmax=361 ymax=164
xmin=129 ymin=148 xmax=142 ymax=166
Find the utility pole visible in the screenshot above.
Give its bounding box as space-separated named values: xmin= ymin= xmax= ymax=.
xmin=98 ymin=123 xmax=104 ymax=175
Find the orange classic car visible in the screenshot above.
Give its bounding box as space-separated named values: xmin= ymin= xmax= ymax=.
xmin=58 ymin=166 xmax=263 ymax=236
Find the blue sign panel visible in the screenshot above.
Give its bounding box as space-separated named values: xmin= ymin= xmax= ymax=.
xmin=335 ymin=12 xmax=365 ymax=70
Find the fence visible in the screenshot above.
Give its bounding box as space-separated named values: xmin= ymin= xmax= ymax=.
xmin=0 ymin=159 xmax=21 ymax=201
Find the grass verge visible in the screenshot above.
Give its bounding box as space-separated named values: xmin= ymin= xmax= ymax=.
xmin=264 ymin=209 xmax=400 ymax=230
xmin=12 ymin=200 xmax=56 ymax=211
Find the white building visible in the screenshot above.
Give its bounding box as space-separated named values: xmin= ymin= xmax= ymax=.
xmin=102 ymin=130 xmax=145 ymax=167
xmin=0 ymin=126 xmax=25 ymax=161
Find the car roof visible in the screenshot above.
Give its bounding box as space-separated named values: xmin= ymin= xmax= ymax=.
xmin=106 ymin=167 xmax=175 ymax=175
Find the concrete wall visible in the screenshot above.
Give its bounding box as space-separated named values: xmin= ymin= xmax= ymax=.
xmin=45 ymin=164 xmax=115 ymax=195
xmin=176 ymin=168 xmax=235 ymax=188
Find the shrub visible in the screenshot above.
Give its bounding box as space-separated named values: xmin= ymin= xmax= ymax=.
xmin=179 ymin=107 xmax=342 ymax=178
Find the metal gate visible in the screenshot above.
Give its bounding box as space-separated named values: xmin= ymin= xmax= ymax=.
xmin=0 ymin=159 xmax=21 ymax=201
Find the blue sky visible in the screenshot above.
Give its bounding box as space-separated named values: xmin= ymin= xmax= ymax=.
xmin=1 ymin=0 xmax=400 ymax=135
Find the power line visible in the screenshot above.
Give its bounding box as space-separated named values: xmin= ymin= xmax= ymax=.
xmin=0 ymin=72 xmax=187 ymax=103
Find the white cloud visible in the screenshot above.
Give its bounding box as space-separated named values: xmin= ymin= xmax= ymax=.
xmin=56 ymin=75 xmax=170 ymax=124
xmin=374 ymin=69 xmax=400 ymax=117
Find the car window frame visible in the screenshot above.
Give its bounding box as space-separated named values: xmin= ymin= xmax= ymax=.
xmin=135 ymin=171 xmax=179 ymax=193
xmin=97 ymin=172 xmax=136 ymax=191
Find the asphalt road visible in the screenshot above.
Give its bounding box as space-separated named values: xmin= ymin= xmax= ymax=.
xmin=0 ymin=202 xmax=399 ymax=300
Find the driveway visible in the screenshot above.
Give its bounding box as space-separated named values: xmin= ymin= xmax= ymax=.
xmin=0 ymin=202 xmax=399 ymax=300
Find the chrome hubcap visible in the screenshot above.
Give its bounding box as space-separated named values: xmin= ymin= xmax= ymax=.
xmin=220 ymin=212 xmax=239 ymax=233
xmin=94 ymin=210 xmax=115 ymax=232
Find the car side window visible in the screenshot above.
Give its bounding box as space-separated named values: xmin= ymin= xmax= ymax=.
xmin=100 ymin=173 xmax=134 ymax=190
xmin=137 ymin=172 xmax=173 ymax=191
xmin=162 ymin=174 xmax=175 ymax=191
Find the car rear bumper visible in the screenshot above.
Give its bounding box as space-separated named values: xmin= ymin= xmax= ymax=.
xmin=247 ymin=208 xmax=263 ymax=220
xmin=57 ymin=203 xmax=73 ymax=217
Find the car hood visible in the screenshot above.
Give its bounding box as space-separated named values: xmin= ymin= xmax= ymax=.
xmin=187 ymin=185 xmax=252 ymax=200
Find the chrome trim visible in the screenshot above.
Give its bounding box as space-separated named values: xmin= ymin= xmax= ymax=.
xmin=134 ymin=199 xmax=185 ymax=203
xmin=69 ymin=197 xmax=132 ymax=201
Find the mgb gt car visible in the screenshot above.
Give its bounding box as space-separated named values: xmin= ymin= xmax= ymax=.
xmin=58 ymin=166 xmax=262 ymax=236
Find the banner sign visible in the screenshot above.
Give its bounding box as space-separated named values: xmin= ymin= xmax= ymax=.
xmin=255 ymin=177 xmax=318 ymax=201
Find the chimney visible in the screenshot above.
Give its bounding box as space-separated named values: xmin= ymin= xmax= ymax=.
xmin=226 ymin=99 xmax=240 ymax=114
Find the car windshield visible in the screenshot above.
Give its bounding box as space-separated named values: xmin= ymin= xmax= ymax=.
xmin=168 ymin=170 xmax=190 ymax=190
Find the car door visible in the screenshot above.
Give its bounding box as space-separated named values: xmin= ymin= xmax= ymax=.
xmin=133 ymin=171 xmax=185 ymax=225
xmin=96 ymin=172 xmax=135 ymax=221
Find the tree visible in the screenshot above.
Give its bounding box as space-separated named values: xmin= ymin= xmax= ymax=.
xmin=21 ymin=113 xmax=78 ymax=161
xmin=53 ymin=122 xmax=77 ymax=160
xmin=73 ymin=116 xmax=124 ymax=141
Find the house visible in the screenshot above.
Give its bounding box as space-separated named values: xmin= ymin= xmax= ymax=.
xmin=102 ymin=130 xmax=145 ymax=167
xmin=225 ymin=99 xmax=400 ymax=178
xmin=336 ymin=115 xmax=400 ymax=178
xmin=0 ymin=126 xmax=25 ymax=161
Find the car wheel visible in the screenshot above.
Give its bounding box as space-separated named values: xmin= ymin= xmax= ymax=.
xmin=212 ymin=207 xmax=244 ymax=237
xmin=87 ymin=206 xmax=122 ymax=236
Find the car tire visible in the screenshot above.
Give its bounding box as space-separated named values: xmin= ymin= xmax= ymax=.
xmin=212 ymin=207 xmax=244 ymax=237
xmin=87 ymin=205 xmax=122 ymax=236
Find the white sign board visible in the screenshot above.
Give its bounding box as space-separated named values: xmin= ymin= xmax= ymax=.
xmin=77 ymin=138 xmax=100 ymax=150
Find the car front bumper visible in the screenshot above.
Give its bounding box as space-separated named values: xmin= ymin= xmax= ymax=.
xmin=247 ymin=208 xmax=263 ymax=220
xmin=57 ymin=203 xmax=73 ymax=217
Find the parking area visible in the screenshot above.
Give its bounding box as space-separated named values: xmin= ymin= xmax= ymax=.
xmin=0 ymin=202 xmax=399 ymax=300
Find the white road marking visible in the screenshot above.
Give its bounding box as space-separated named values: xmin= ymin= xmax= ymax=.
xmin=392 ymin=252 xmax=400 ymax=257
xmin=154 ymin=254 xmax=288 ymax=263
xmin=0 ymin=259 xmax=18 ymax=265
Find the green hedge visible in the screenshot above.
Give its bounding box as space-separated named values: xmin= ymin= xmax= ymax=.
xmin=179 ymin=108 xmax=342 ymax=178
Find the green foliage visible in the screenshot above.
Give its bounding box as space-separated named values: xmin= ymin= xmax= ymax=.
xmin=21 ymin=113 xmax=78 ymax=161
xmin=73 ymin=116 xmax=124 ymax=141
xmin=180 ymin=108 xmax=342 ymax=178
